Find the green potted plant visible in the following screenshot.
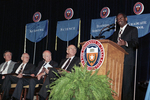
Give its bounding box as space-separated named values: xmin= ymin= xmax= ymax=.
xmin=48 ymin=64 xmax=116 ymax=100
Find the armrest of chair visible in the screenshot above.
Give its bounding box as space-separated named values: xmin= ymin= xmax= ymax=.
xmin=43 ymin=75 xmax=47 ymax=83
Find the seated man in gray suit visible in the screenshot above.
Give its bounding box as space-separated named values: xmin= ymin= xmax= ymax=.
xmin=0 ymin=51 xmax=16 ymax=84
xmin=39 ymin=45 xmax=80 ymax=100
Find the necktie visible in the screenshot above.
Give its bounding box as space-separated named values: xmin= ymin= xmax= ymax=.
xmin=0 ymin=62 xmax=8 ymax=73
xmin=63 ymin=58 xmax=71 ymax=70
xmin=118 ymin=29 xmax=122 ymax=41
xmin=18 ymin=64 xmax=24 ymax=74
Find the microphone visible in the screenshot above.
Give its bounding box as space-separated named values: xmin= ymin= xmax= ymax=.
xmin=95 ymin=23 xmax=115 ymax=39
xmin=107 ymin=23 xmax=115 ymax=28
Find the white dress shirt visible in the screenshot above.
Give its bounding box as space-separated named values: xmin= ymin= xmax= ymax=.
xmin=37 ymin=62 xmax=52 ymax=75
xmin=15 ymin=63 xmax=27 ymax=74
xmin=118 ymin=24 xmax=128 ymax=46
xmin=61 ymin=56 xmax=74 ymax=70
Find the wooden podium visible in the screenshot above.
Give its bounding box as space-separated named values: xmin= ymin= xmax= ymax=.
xmin=80 ymin=39 xmax=128 ymax=100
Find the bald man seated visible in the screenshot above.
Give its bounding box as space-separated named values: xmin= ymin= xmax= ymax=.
xmin=1 ymin=53 xmax=35 ymax=100
xmin=12 ymin=50 xmax=58 ymax=100
xmin=38 ymin=45 xmax=80 ymax=100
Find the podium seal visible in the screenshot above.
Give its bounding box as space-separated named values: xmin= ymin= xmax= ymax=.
xmin=80 ymin=40 xmax=105 ymax=71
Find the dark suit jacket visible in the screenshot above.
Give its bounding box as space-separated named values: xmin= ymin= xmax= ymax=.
xmin=1 ymin=62 xmax=35 ymax=99
xmin=33 ymin=60 xmax=58 ymax=76
xmin=38 ymin=57 xmax=80 ymax=99
xmin=110 ymin=25 xmax=138 ymax=66
xmin=58 ymin=56 xmax=80 ymax=72
xmin=11 ymin=62 xmax=35 ymax=74
xmin=11 ymin=60 xmax=58 ymax=100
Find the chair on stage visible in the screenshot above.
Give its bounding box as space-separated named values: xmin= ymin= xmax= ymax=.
xmin=21 ymin=84 xmax=42 ymax=100
xmin=21 ymin=75 xmax=48 ymax=100
xmin=0 ymin=84 xmax=17 ymax=100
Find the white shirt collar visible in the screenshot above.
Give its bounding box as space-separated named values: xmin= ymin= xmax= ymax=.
xmin=68 ymin=56 xmax=75 ymax=61
xmin=7 ymin=60 xmax=11 ymax=65
xmin=120 ymin=24 xmax=127 ymax=31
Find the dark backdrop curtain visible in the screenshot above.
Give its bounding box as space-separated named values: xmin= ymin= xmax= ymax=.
xmin=0 ymin=0 xmax=150 ymax=99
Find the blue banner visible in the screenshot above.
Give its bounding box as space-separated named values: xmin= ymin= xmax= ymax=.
xmin=90 ymin=13 xmax=150 ymax=38
xmin=90 ymin=16 xmax=116 ymax=38
xmin=56 ymin=18 xmax=80 ymax=41
xmin=26 ymin=20 xmax=48 ymax=42
xmin=145 ymin=80 xmax=150 ymax=100
xmin=128 ymin=13 xmax=150 ymax=38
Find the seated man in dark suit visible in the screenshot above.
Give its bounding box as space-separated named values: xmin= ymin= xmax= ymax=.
xmin=1 ymin=53 xmax=35 ymax=100
xmin=12 ymin=50 xmax=58 ymax=100
xmin=38 ymin=44 xmax=80 ymax=100
xmin=0 ymin=51 xmax=16 ymax=84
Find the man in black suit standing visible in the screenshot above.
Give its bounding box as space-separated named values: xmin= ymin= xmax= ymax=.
xmin=12 ymin=50 xmax=58 ymax=100
xmin=38 ymin=44 xmax=80 ymax=100
xmin=110 ymin=13 xmax=138 ymax=100
xmin=0 ymin=51 xmax=16 ymax=84
xmin=1 ymin=53 xmax=35 ymax=100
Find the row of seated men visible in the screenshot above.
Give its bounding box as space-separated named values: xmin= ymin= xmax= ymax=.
xmin=0 ymin=44 xmax=80 ymax=100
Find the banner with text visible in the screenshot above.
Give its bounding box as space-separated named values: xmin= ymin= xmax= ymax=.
xmin=128 ymin=13 xmax=150 ymax=38
xmin=90 ymin=16 xmax=116 ymax=38
xmin=90 ymin=13 xmax=150 ymax=38
xmin=26 ymin=20 xmax=48 ymax=42
xmin=56 ymin=18 xmax=80 ymax=41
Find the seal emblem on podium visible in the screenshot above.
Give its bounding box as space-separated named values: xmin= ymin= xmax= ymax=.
xmin=80 ymin=39 xmax=105 ymax=71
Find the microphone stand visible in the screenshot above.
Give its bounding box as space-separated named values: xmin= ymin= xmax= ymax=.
xmin=95 ymin=25 xmax=114 ymax=39
xmin=99 ymin=26 xmax=108 ymax=38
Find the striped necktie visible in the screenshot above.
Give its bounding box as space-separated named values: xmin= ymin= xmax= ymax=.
xmin=18 ymin=64 xmax=24 ymax=74
xmin=118 ymin=29 xmax=122 ymax=41
xmin=63 ymin=58 xmax=71 ymax=70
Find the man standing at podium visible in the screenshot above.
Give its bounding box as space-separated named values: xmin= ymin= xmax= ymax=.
xmin=110 ymin=13 xmax=138 ymax=100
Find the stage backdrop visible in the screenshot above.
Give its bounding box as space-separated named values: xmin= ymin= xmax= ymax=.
xmin=90 ymin=13 xmax=150 ymax=39
xmin=0 ymin=0 xmax=150 ymax=100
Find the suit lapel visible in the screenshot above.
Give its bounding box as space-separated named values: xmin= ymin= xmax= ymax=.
xmin=9 ymin=61 xmax=12 ymax=67
xmin=113 ymin=30 xmax=119 ymax=42
xmin=7 ymin=61 xmax=13 ymax=72
xmin=67 ymin=57 xmax=76 ymax=70
xmin=22 ymin=63 xmax=29 ymax=73
xmin=49 ymin=61 xmax=55 ymax=67
xmin=59 ymin=58 xmax=67 ymax=68
xmin=0 ymin=63 xmax=5 ymax=71
xmin=121 ymin=25 xmax=129 ymax=39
